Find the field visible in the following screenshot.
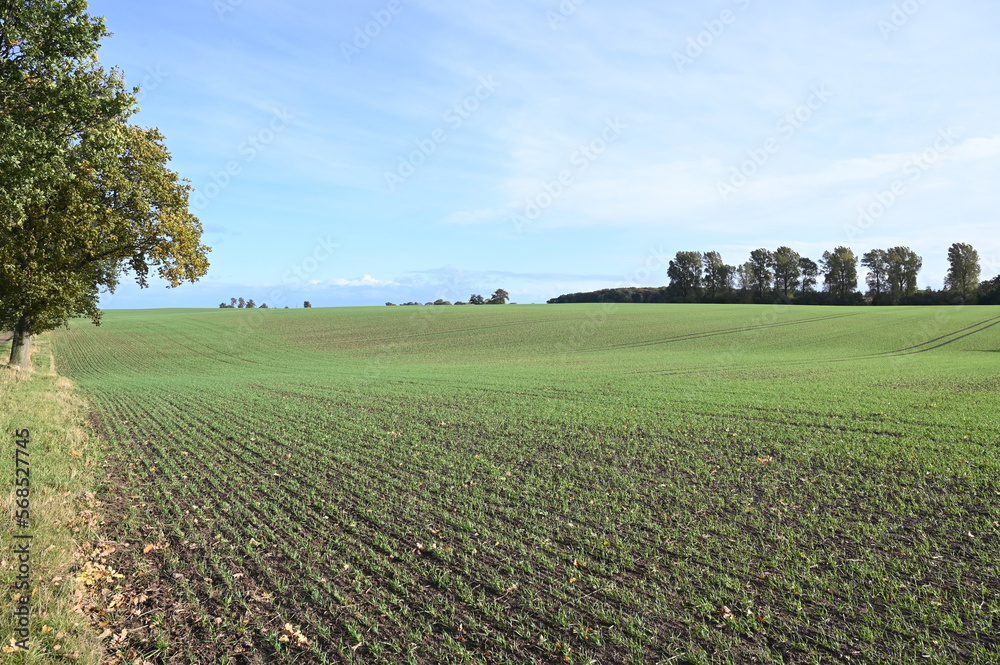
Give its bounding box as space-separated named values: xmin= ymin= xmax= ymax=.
xmin=46 ymin=304 xmax=1000 ymax=663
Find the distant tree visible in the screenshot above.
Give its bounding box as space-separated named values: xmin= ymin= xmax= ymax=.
xmin=230 ymin=297 xmax=237 ymax=308
xmin=284 ymin=306 xmax=289 ymax=309
xmin=978 ymin=275 xmax=1000 ymax=305
xmin=303 ymin=301 xmax=312 ymax=308
xmin=469 ymin=294 xmax=485 ymax=305
xmin=944 ymin=242 xmax=981 ymax=301
xmin=748 ymin=249 xmax=774 ymax=300
xmin=246 ymin=299 xmax=256 ymax=309
xmin=886 ymin=247 xmax=922 ymax=304
xmin=454 ymin=301 xmax=467 ymax=305
xmin=260 ymin=303 xmax=268 ymax=308
xmin=219 ymin=302 xmax=227 ymax=308
xmin=821 ymin=246 xmax=858 ymax=302
xmin=798 ymin=258 xmax=819 ymax=294
xmin=238 ymin=297 xmax=246 ymax=308
xmin=385 ymin=302 xmax=397 ymax=306
xmin=736 ymin=262 xmax=754 ymax=301
xmin=487 ymin=289 xmax=510 ymax=304
xmin=862 ymin=249 xmax=890 ymax=302
xmin=720 ymin=265 xmax=736 ymax=300
xmin=771 ymin=246 xmax=801 ymax=299
xmin=702 ymin=252 xmax=733 ymax=301
xmin=667 ymin=251 xmax=703 ymax=297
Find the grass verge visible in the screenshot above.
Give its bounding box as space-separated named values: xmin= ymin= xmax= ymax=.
xmin=1 ymin=337 xmax=105 ymax=663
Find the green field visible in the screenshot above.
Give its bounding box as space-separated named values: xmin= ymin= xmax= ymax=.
xmin=47 ymin=304 xmax=1000 ymax=663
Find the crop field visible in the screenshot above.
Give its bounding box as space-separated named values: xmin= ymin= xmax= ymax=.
xmin=47 ymin=304 xmax=1000 ymax=664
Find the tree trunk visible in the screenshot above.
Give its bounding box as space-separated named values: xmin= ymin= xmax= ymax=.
xmin=8 ymin=315 xmax=33 ymax=369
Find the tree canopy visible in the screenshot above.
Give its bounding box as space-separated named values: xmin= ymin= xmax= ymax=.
xmin=820 ymin=247 xmax=858 ymax=302
xmin=772 ymin=246 xmax=801 ymax=298
xmin=885 ymin=246 xmax=922 ymax=304
xmin=944 ymin=242 xmax=980 ymax=301
xmin=1 ymin=1 xmax=209 ymax=367
xmin=667 ymin=251 xmax=703 ymax=297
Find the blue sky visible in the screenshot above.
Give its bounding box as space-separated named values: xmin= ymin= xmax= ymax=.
xmin=88 ymin=0 xmax=1000 ymax=308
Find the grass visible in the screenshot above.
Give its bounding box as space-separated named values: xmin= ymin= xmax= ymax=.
xmin=38 ymin=303 xmax=1000 ymax=663
xmin=0 ymin=337 xmax=104 ymax=664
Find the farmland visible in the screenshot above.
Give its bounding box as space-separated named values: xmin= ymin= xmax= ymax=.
xmin=46 ymin=304 xmax=1000 ymax=663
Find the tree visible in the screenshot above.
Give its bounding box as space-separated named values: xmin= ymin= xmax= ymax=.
xmin=2 ymin=3 xmax=208 ymax=367
xmin=667 ymin=251 xmax=703 ymax=298
xmin=469 ymin=294 xmax=485 ymax=305
xmin=702 ymin=252 xmax=733 ymax=301
xmin=487 ymin=289 xmax=510 ymax=304
xmin=771 ymin=247 xmax=801 ymax=299
xmin=799 ymin=257 xmax=819 ymax=294
xmin=259 ymin=303 xmax=268 ymax=308
xmin=303 ymin=301 xmax=312 ymax=308
xmin=736 ymin=262 xmax=754 ymax=301
xmin=246 ymin=299 xmax=256 ymax=309
xmin=979 ymin=275 xmax=1000 ymax=305
xmin=886 ymin=246 xmax=922 ymax=304
xmin=861 ymin=249 xmax=890 ymax=302
xmin=1 ymin=123 xmax=209 ymax=367
xmin=219 ymin=302 xmax=227 ymax=308
xmin=748 ymin=249 xmax=774 ymax=300
xmin=944 ymin=242 xmax=981 ymax=301
xmin=820 ymin=246 xmax=858 ymax=302
xmin=1 ymin=1 xmax=134 ymax=237
xmin=238 ymin=297 xmax=246 ymax=308
xmin=230 ymin=297 xmax=237 ymax=307
xmin=385 ymin=302 xmax=396 ymax=306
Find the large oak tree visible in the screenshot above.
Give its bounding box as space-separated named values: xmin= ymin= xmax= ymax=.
xmin=1 ymin=1 xmax=208 ymax=368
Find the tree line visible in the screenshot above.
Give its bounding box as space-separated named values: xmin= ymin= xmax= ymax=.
xmin=218 ymin=299 xmax=315 ymax=308
xmin=220 ymin=297 xmax=268 ymax=309
xmin=549 ymin=243 xmax=998 ymax=306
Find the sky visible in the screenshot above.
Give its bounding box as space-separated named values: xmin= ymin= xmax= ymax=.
xmin=86 ymin=0 xmax=1000 ymax=309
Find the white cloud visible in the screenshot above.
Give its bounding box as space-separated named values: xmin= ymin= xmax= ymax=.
xmin=328 ymin=275 xmax=398 ymax=287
